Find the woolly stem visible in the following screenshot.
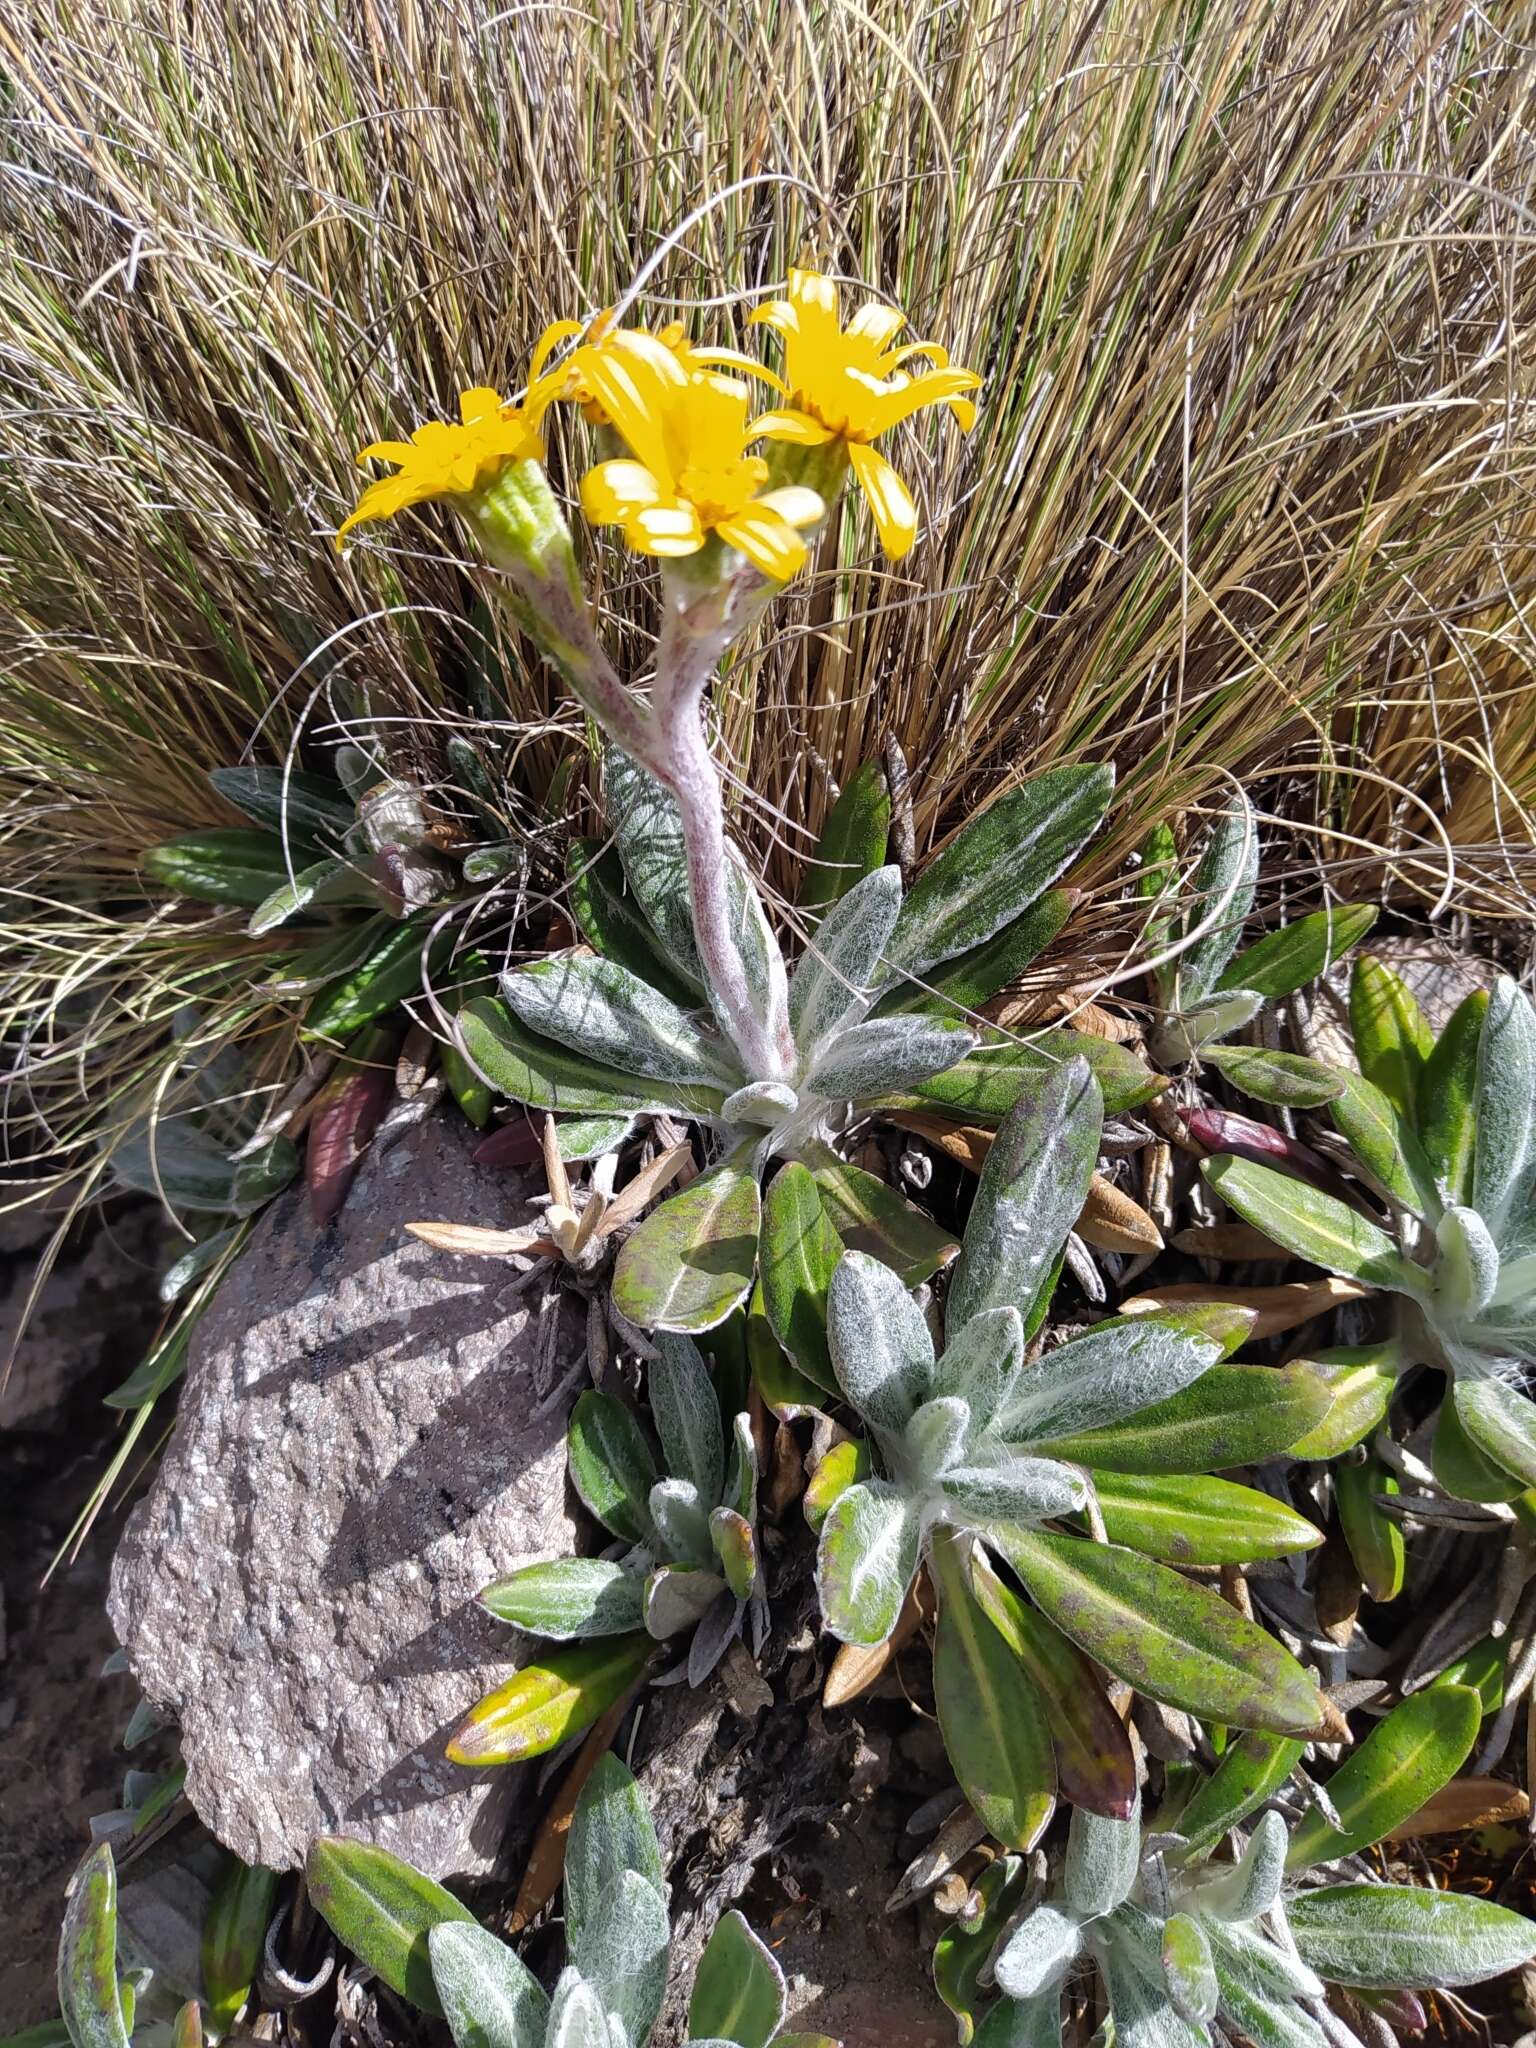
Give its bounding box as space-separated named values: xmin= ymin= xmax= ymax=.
xmin=652 ymin=571 xmax=789 ymax=1082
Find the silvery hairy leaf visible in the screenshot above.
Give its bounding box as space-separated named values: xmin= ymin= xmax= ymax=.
xmin=648 ymin=1335 xmax=725 ymax=1505
xmin=1175 ymin=794 xmax=1258 ymax=1004
xmin=574 ymin=1869 xmax=670 ymax=2048
xmin=1063 ymin=1797 xmax=1142 ymax=1920
xmin=1433 ymin=1205 xmax=1501 ymax=1320
xmin=500 ymin=954 xmax=736 ymax=1090
xmin=901 ymin=1395 xmax=972 ymax=1486
xmin=564 ymin=1756 xmax=666 ymax=1968
xmin=648 ymin=1480 xmax=715 ymax=1569
xmin=992 ymin=1905 xmax=1084 ymax=2001
xmin=826 ymin=1250 xmax=935 ymax=1433
xmin=429 ymin=1922 xmax=551 ymax=2048
xmin=805 ymin=1015 xmax=977 ymax=1103
xmin=938 ymin=1456 xmax=1087 ymax=1523
xmin=814 ymin=1479 xmax=920 ymax=1645
xmin=546 ymin=1971 xmax=613 ymax=2048
xmin=1474 ymin=977 xmax=1536 ymax=1251
xmin=1189 ymin=1809 xmax=1288 ymax=1923
xmin=929 ymin=1306 xmax=1022 ymax=1433
xmin=995 ymin=1320 xmax=1221 ymax=1447
xmin=788 ymin=864 xmax=902 ymax=1052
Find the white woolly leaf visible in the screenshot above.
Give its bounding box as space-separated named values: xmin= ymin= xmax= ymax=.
xmin=992 ymin=1905 xmax=1084 ymax=2001
xmin=826 ymin=1250 xmax=935 ymax=1432
xmin=806 ymin=1015 xmax=976 ymax=1102
xmin=1063 ymin=1797 xmax=1141 ymax=1919
xmin=996 ymin=1319 xmax=1220 ymax=1446
xmin=788 ymin=864 xmax=902 ymax=1052
xmin=429 ymin=1923 xmax=551 ymax=2048
xmin=649 ymin=1335 xmax=726 ymax=1505
xmin=814 ymin=1480 xmax=920 ymax=1645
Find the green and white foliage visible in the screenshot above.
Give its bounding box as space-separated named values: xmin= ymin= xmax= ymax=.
xmin=479 ymin=1333 xmax=762 ymax=1684
xmin=1140 ymin=792 xmax=1375 ymax=1072
xmin=458 ymin=748 xmax=1131 ymax=1331
xmin=1206 ymin=962 xmax=1536 ymax=1494
xmin=305 ymin=1756 xmax=806 ymax=2048
xmin=978 ymin=1692 xmax=1536 ymax=2048
xmin=811 ymin=1061 xmax=1326 ymax=1845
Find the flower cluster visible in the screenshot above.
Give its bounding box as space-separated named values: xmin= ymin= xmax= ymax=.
xmin=337 ymin=269 xmax=981 ymax=573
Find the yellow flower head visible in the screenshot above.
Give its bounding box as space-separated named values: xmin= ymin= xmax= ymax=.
xmin=530 ymin=312 xmax=767 ymax=427
xmin=577 ymin=332 xmax=823 ymax=582
xmin=748 ymin=268 xmax=981 ymax=559
xmin=337 ymin=388 xmax=546 ymax=546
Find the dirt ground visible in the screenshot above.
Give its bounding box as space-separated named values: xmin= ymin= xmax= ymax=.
xmin=0 ymin=1201 xmax=166 ymax=2032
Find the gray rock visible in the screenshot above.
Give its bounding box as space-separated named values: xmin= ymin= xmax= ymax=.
xmin=108 ymin=1112 xmax=582 ymax=1880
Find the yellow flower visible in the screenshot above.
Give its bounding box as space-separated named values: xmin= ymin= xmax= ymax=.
xmin=577 ymin=332 xmax=823 ymax=582
xmin=530 ymin=313 xmax=773 ymax=426
xmin=336 ymin=387 xmax=546 ymax=545
xmin=747 ymin=269 xmax=981 ymax=559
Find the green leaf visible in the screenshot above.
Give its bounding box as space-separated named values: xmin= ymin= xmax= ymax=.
xmin=248 ymin=855 xmax=373 ymax=935
xmin=930 ymin=1539 xmax=1055 ymax=1849
xmin=1062 ymin=1797 xmax=1140 ymax=1919
xmin=210 ymin=764 xmax=354 ymax=842
xmin=1161 ymin=1913 xmax=1218 ymax=2026
xmin=807 ymin=1015 xmax=976 ymax=1101
xmin=1203 ymin=1926 xmax=1326 ymax=2048
xmin=1204 ymin=1154 xmax=1427 ymax=1293
xmin=648 ymin=1479 xmax=715 ymax=1569
xmin=1330 ymin=1072 xmax=1439 ymax=1215
xmin=995 ymin=1318 xmax=1220 ymax=1448
xmin=969 ymin=1554 xmax=1136 ymax=1818
xmin=815 ymin=1481 xmax=919 ymax=1644
xmin=825 ymin=1249 xmax=934 ymax=1430
xmin=1335 ymin=1455 xmax=1404 ymax=1601
xmin=759 ymin=1164 xmax=844 ymax=1395
xmin=502 ymin=955 xmax=736 ymax=1091
xmin=303 ymin=1837 xmax=474 ymax=2016
xmin=1453 ymin=1376 xmax=1536 ymax=1489
xmin=143 ymin=829 xmax=292 ymax=908
xmin=1474 ymin=977 xmax=1536 ymax=1246
xmin=802 ymin=1438 xmax=871 ymax=1532
xmin=933 ymin=1856 xmax=1029 ymax=2047
xmin=994 ymin=1527 xmax=1323 ymax=1736
xmin=947 ymin=1058 xmax=1101 ymax=1334
xmin=202 ymin=1857 xmax=277 ymax=2037
xmin=643 ymin=1564 xmax=725 ymax=1636
xmin=565 ymin=1752 xmax=666 ymax=1964
xmin=611 ymin=1158 xmax=762 ymax=1333
xmin=1039 ymin=1363 xmax=1329 ymax=1472
xmin=1217 ymin=904 xmax=1378 ymax=1001
xmin=1289 ymin=1883 xmax=1536 ymax=1990
xmin=1432 ymin=1634 xmax=1507 ymax=1715
xmin=458 ymin=997 xmax=719 ymax=1118
xmin=428 ymin=1922 xmax=551 ymax=2048
xmin=884 ymin=765 xmax=1111 ymax=982
xmin=1173 ymin=1732 xmax=1304 ymax=1857
xmin=808 ymin=1154 xmax=958 ymax=1285
xmin=480 ymin=1559 xmax=647 ymax=1640
xmin=1199 ymin=1046 xmax=1345 ymax=1108
xmin=604 ymin=746 xmax=707 ymax=986
xmin=800 ymin=760 xmax=890 ymax=913
xmin=446 ymin=1635 xmax=653 ymax=1765
xmin=650 ymin=1333 xmax=726 ymax=1502
xmin=1176 ymin=795 xmax=1258 ymax=1002
xmin=1432 ymin=1387 xmax=1526 ymax=1503
xmin=1285 ymin=1686 xmax=1483 ymax=1870
xmin=1089 ymin=1472 xmax=1322 ymax=1564
xmin=747 ymin=1279 xmax=828 ymax=1418
xmin=567 ymin=1392 xmax=659 ymax=1544
xmin=709 ymin=1507 xmax=757 ymax=1599
xmin=567 ymin=838 xmax=701 ymax=1006
xmin=688 ymin=1911 xmax=786 ymax=2048
xmin=884 ymin=1029 xmax=1162 ymax=1123
xmin=1350 ymin=956 xmax=1433 ymax=1121
xmin=788 ymin=866 xmax=901 ymax=1050
xmin=305 ymin=918 xmax=457 ymax=1043
xmin=877 ymin=890 xmax=1074 ymax=1021
xmin=1417 ymin=991 xmax=1487 ymax=1204
xmin=105 ymin=1319 xmax=192 ymax=1409
xmin=1286 ymin=1341 xmax=1404 ymax=1459
xmin=573 ymin=1869 xmax=670 ymax=2048
xmin=58 ymin=1846 xmax=129 ymax=2048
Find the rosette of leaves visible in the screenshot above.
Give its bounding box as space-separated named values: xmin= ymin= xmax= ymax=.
xmin=807 ymin=1058 xmax=1328 ymax=1847
xmin=967 ymin=1682 xmax=1533 ymax=2048
xmin=1139 ymin=792 xmax=1376 ymax=1084
xmin=1202 ymin=961 xmax=1536 ymax=1503
xmin=304 ymin=1754 xmax=822 ymax=2048
xmin=142 ymin=751 xmax=497 ymax=1078
xmin=455 ymin=749 xmax=1162 ymax=1334
xmin=448 ymin=1335 xmax=761 ymax=1766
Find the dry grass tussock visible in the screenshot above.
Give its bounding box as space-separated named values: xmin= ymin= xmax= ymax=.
xmin=1 ymin=0 xmax=1534 ymax=1209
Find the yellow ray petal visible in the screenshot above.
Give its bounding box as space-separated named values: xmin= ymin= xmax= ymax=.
xmin=355 ymin=439 xmax=417 ymax=468
xmin=747 ymin=407 xmax=834 ymax=446
xmin=583 ymin=332 xmax=687 ymax=485
xmin=630 ymin=503 xmax=705 ymax=556
xmin=947 ymin=395 xmax=979 ymax=433
xmin=529 ymin=318 xmax=584 ymax=384
xmin=459 ymin=386 xmax=504 ymax=424
xmin=747 ymin=299 xmax=797 ymax=335
xmin=848 ymin=440 xmax=918 ymax=559
xmin=581 ymin=458 xmax=668 ymax=524
xmin=692 ymin=347 xmax=790 ymax=396
xmin=715 ymin=506 xmax=808 ymax=581
xmin=847 ymin=301 xmax=907 ymax=350
xmin=864 ymin=365 xmax=982 ymax=436
xmin=756 ymin=484 xmax=825 ymax=530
